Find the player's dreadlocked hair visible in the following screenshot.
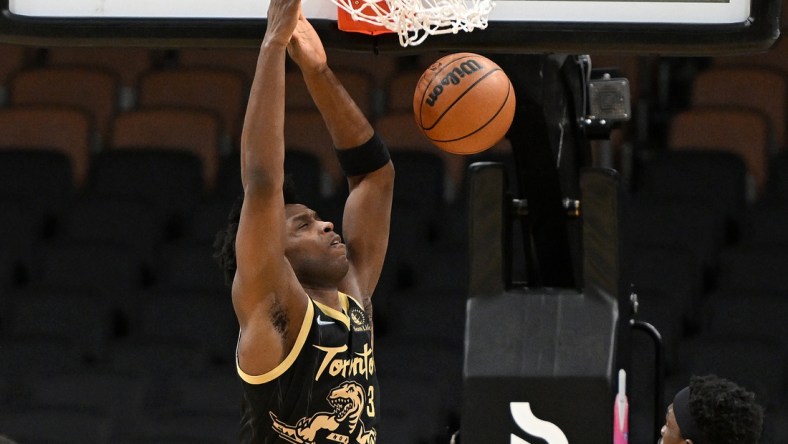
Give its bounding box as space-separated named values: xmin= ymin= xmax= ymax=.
xmin=213 ymin=175 xmax=300 ymax=287
xmin=689 ymin=374 xmax=764 ymax=444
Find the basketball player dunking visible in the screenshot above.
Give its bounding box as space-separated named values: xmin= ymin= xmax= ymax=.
xmin=212 ymin=0 xmax=394 ymax=441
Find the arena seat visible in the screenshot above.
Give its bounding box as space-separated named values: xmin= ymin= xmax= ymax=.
xmin=107 ymin=340 xmax=210 ymax=377
xmin=668 ymin=107 xmax=770 ymax=195
xmin=374 ymin=410 xmax=422 ymax=443
xmin=0 ymin=106 xmax=92 ymax=186
xmin=284 ymin=68 xmax=376 ymax=118
xmin=46 ymin=47 xmax=154 ymax=109
xmin=0 ymin=200 xmax=46 ymax=280
xmin=385 ymin=70 xmax=422 ymax=112
xmin=0 ymin=151 xmax=75 ymax=224
xmin=157 ymin=371 xmax=241 ymax=415
xmin=56 ymin=197 xmax=165 ymax=265
xmin=635 ymin=150 xmax=748 ymax=235
xmin=622 ymin=198 xmax=727 ymax=272
xmin=24 ymin=371 xmax=148 ymax=432
xmin=0 ymin=406 xmax=113 ymax=444
xmin=283 ymin=109 xmax=343 ymax=189
xmin=375 ymin=335 xmax=463 ymax=419
xmin=177 ymin=48 xmax=259 ymax=84
xmin=109 ymin=108 xmax=221 ymax=189
xmin=717 ymin=244 xmax=788 ymax=293
xmin=9 ymin=66 xmax=120 ymax=146
xmin=153 ymin=244 xmax=227 ymax=293
xmin=0 ymin=337 xmax=84 ymax=379
xmin=7 ymin=289 xmax=114 ymax=361
xmin=0 ymin=44 xmax=30 ymax=104
xmin=284 ymin=150 xmax=325 ymax=201
xmin=390 ymin=149 xmax=446 ymax=216
xmin=143 ymin=411 xmax=238 ymax=442
xmin=212 ymin=153 xmax=243 ymax=202
xmin=29 ymin=243 xmax=144 ymax=317
xmin=385 ymin=287 xmax=466 ymax=345
xmin=181 ymin=200 xmax=235 ymax=246
xmin=675 ymin=337 xmax=785 ymax=409
xmin=765 ymin=150 xmax=788 ymax=199
xmin=137 ymin=68 xmax=247 ymax=148
xmin=90 ymin=149 xmax=204 ymax=226
xmin=325 ymin=48 xmax=398 ymax=90
xmin=763 ymin=407 xmax=788 ymax=443
xmin=621 ymin=243 xmax=703 ymax=345
xmin=283 ymin=69 xmax=316 ymax=111
xmin=134 ymin=289 xmax=236 ymax=360
xmin=0 ymin=247 xmax=14 ymax=291
xmin=700 ymin=290 xmax=788 ymax=350
xmin=213 ymin=149 xmax=325 ymax=210
xmin=741 ymin=202 xmax=788 ymax=245
xmin=690 ymin=66 xmax=786 ymax=149
xmin=377 ymin=373 xmax=447 ymax=441
xmin=375 ymin=110 xmax=466 ymax=197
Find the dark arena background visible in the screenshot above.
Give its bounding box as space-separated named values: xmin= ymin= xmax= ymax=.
xmin=0 ymin=0 xmax=786 ymax=442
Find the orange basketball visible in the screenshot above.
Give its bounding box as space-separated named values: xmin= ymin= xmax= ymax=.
xmin=413 ymin=53 xmax=516 ymax=155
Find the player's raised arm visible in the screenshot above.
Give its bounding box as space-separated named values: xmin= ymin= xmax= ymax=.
xmin=232 ymin=0 xmax=307 ymax=375
xmin=287 ymin=15 xmax=395 ymax=302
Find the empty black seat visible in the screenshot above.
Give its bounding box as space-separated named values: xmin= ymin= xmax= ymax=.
xmin=24 ymin=370 xmax=148 ymax=431
xmin=181 ymin=200 xmax=234 ymax=245
xmin=675 ymin=337 xmax=784 ymax=409
xmin=55 ymin=197 xmax=165 ymax=265
xmin=390 ymin=150 xmax=446 ymax=217
xmin=28 ymin=243 xmax=144 ymax=322
xmin=622 ymin=198 xmax=726 ymax=272
xmin=133 ymin=290 xmax=236 ymax=362
xmin=717 ymin=244 xmax=788 ymax=292
xmin=0 ymin=406 xmax=112 ymax=444
xmin=89 ymin=150 xmax=204 ymax=235
xmin=0 ymin=150 xmax=74 ymax=218
xmin=106 ymin=340 xmax=210 ymax=377
xmin=0 ymin=337 xmax=85 ymax=380
xmin=701 ymin=289 xmax=788 ymax=349
xmin=741 ymin=202 xmax=788 ymax=245
xmin=635 ymin=150 xmax=747 ymax=235
xmin=621 ymin=243 xmax=704 ymax=338
xmin=6 ymin=288 xmax=114 ymax=361
xmin=153 ymin=243 xmax=227 ymax=293
xmin=765 ymin=150 xmax=788 ymax=199
xmin=0 ymin=200 xmax=45 ymax=280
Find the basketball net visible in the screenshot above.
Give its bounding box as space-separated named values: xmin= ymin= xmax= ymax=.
xmin=333 ymin=0 xmax=494 ymax=47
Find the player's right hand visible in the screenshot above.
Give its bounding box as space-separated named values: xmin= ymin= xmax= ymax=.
xmin=263 ymin=0 xmax=301 ymax=47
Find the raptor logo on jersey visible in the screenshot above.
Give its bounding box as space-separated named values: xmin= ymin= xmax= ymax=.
xmin=270 ymin=381 xmax=376 ymax=444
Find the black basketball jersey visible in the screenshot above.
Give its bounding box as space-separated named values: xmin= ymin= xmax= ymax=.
xmin=238 ymin=292 xmax=379 ymax=444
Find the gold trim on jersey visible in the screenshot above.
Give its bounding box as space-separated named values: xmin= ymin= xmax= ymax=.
xmin=343 ymin=292 xmax=365 ymax=310
xmin=236 ymin=301 xmax=315 ymax=385
xmin=312 ymin=292 xmax=352 ymax=330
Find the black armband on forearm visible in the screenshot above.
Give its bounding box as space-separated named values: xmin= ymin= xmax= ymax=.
xmin=335 ymin=133 xmax=390 ymax=177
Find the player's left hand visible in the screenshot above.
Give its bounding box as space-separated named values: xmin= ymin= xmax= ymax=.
xmin=287 ymin=11 xmax=328 ymax=75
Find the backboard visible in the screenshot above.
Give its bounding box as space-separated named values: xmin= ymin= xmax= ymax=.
xmin=0 ymin=0 xmax=781 ymax=54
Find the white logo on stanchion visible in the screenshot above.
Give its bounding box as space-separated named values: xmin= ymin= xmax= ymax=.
xmin=510 ymin=402 xmax=568 ymax=444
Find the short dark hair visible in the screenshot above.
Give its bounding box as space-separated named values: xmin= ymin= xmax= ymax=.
xmin=689 ymin=374 xmax=764 ymax=444
xmin=213 ymin=175 xmax=300 ymax=286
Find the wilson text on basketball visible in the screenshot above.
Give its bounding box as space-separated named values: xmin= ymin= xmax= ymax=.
xmin=426 ymin=59 xmax=483 ymax=106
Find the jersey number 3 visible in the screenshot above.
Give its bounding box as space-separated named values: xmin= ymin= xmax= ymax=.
xmin=366 ymin=386 xmax=376 ymax=417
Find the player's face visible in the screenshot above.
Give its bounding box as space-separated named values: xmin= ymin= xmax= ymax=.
xmin=658 ymin=405 xmax=686 ymax=444
xmin=284 ymin=204 xmax=349 ymax=286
